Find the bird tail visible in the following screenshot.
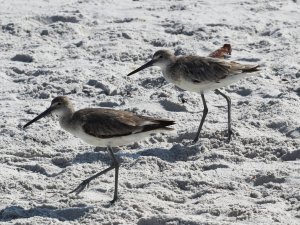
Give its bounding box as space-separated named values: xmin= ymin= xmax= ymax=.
xmin=242 ymin=65 xmax=260 ymax=73
xmin=142 ymin=119 xmax=175 ymax=132
xmin=156 ymin=120 xmax=176 ymax=130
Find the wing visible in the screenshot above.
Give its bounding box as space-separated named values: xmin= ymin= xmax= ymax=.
xmin=172 ymin=56 xmax=232 ymax=83
xmin=73 ymin=109 xmax=174 ymax=139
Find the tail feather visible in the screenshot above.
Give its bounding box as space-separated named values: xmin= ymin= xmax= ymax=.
xmin=142 ymin=120 xmax=175 ymax=132
xmin=156 ymin=120 xmax=176 ymax=127
xmin=242 ymin=65 xmax=260 ymax=73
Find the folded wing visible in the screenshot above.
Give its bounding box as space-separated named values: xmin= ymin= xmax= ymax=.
xmin=73 ymin=109 xmax=174 ymax=139
xmin=172 ymin=56 xmax=259 ymax=83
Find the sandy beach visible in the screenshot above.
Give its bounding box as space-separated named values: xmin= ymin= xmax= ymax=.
xmin=0 ymin=0 xmax=299 ymax=224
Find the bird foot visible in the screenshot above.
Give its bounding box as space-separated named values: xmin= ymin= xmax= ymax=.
xmin=110 ymin=197 xmax=118 ymax=204
xmin=226 ymin=130 xmax=234 ymax=143
xmin=191 ymin=137 xmax=200 ymax=145
xmin=69 ymin=179 xmax=90 ymax=195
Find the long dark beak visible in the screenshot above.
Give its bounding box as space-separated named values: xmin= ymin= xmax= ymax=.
xmin=23 ymin=107 xmax=53 ymax=128
xmin=127 ymin=59 xmax=155 ymax=76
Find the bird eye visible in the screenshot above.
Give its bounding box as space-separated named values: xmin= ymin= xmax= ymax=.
xmin=159 ymin=55 xmax=163 ymax=58
xmin=57 ymin=102 xmax=62 ymax=106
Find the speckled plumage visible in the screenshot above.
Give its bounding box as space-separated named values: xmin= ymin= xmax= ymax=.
xmin=127 ymin=49 xmax=260 ymax=143
xmin=23 ymin=96 xmax=175 ymax=202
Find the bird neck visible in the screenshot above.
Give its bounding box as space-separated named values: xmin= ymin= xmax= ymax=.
xmin=58 ymin=107 xmax=75 ymax=130
xmin=159 ymin=58 xmax=175 ymax=71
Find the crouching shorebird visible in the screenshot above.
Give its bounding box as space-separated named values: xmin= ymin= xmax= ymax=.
xmin=23 ymin=96 xmax=175 ymax=203
xmin=127 ymin=50 xmax=260 ymax=143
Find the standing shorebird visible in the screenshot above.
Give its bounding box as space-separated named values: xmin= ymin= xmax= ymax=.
xmin=127 ymin=50 xmax=260 ymax=143
xmin=23 ymin=96 xmax=175 ymax=203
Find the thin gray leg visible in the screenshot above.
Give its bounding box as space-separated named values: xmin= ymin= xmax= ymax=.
xmin=108 ymin=147 xmax=119 ymax=204
xmin=70 ymin=146 xmax=120 ymax=203
xmin=193 ymin=93 xmax=208 ymax=143
xmin=215 ymin=89 xmax=232 ymax=142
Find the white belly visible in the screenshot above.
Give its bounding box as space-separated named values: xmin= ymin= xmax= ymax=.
xmin=64 ymin=126 xmax=166 ymax=147
xmin=164 ymin=72 xmax=252 ymax=93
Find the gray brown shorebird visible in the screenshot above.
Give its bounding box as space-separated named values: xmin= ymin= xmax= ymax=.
xmin=23 ymin=96 xmax=175 ymax=203
xmin=127 ymin=49 xmax=260 ymax=143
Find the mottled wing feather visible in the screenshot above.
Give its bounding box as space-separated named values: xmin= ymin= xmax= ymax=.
xmin=72 ymin=108 xmax=173 ymax=139
xmin=172 ymin=56 xmax=232 ymax=83
xmin=73 ymin=109 xmax=144 ymax=138
xmin=229 ymin=61 xmax=260 ymax=72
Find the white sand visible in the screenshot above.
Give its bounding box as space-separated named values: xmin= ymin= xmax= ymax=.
xmin=0 ymin=0 xmax=300 ymax=224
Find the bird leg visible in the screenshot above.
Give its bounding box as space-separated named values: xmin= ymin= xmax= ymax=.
xmin=70 ymin=147 xmax=120 ymax=204
xmin=214 ymin=89 xmax=233 ymax=142
xmin=108 ymin=147 xmax=119 ymax=204
xmin=193 ymin=93 xmax=208 ymax=143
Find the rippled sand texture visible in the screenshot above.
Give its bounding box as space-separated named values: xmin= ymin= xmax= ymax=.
xmin=0 ymin=0 xmax=299 ymax=224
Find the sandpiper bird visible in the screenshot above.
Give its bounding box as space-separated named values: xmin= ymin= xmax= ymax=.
xmin=127 ymin=50 xmax=260 ymax=143
xmin=23 ymin=96 xmax=175 ymax=203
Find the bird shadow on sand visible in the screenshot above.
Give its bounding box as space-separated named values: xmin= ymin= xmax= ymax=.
xmin=72 ymin=150 xmax=112 ymax=165
xmin=0 ymin=205 xmax=91 ymax=222
xmin=69 ymin=130 xmax=220 ymax=166
xmin=166 ymin=129 xmax=231 ymax=144
xmin=71 ymin=142 xmax=201 ymax=166
xmin=281 ymin=149 xmax=300 ymax=161
xmin=133 ymin=144 xmax=201 ymax=162
xmin=69 ymin=128 xmax=232 ymax=166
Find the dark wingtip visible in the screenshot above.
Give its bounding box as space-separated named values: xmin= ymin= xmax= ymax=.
xmin=158 ymin=120 xmax=176 ymax=127
xmin=161 ymin=120 xmax=176 ymax=131
xmin=141 ymin=119 xmax=175 ymax=133
xmin=242 ymin=65 xmax=261 ymax=73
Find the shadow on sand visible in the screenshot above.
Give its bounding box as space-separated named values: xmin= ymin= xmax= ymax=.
xmin=134 ymin=144 xmax=201 ymax=162
xmin=0 ymin=205 xmax=91 ymax=222
xmin=72 ymin=143 xmax=201 ymax=166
